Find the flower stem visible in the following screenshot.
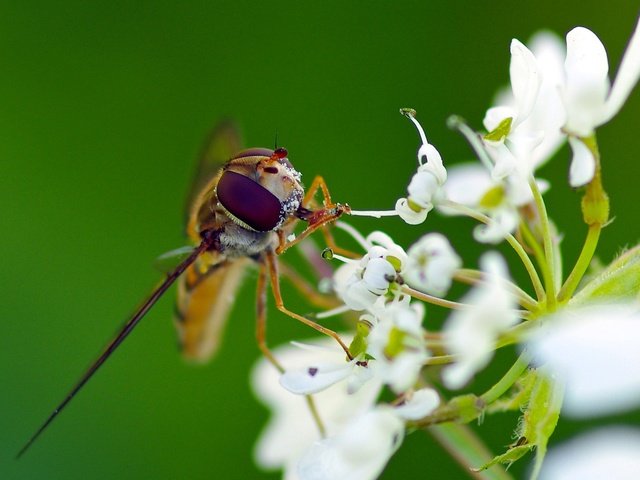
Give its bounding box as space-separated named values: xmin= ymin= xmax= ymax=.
xmin=441 ymin=200 xmax=545 ymax=301
xmin=557 ymin=224 xmax=601 ymax=303
xmin=519 ymin=221 xmax=554 ymax=305
xmin=401 ymin=284 xmax=469 ymax=310
xmin=428 ymin=423 xmax=514 ymax=480
xmin=528 ymin=178 xmax=557 ymax=310
xmin=480 ymin=350 xmax=532 ymax=405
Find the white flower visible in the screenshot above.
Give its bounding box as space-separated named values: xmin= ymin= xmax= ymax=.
xmin=527 ymin=303 xmax=640 ymax=418
xmin=251 ymin=338 xmax=382 ymax=479
xmin=396 ymin=110 xmax=447 ymax=224
xmin=442 ymin=163 xmax=548 ymax=244
xmin=393 ymin=388 xmax=440 ymax=420
xmin=539 ymin=428 xmax=640 ymax=480
xmin=483 ymin=33 xmax=565 ymax=200
xmin=297 ymin=390 xmax=439 ymax=480
xmin=367 ymin=302 xmax=430 ymax=394
xmin=297 ymin=407 xmax=404 ymax=480
xmin=562 ymin=19 xmax=640 ymax=186
xmin=332 ymin=231 xmax=407 ymax=312
xmin=404 ymin=232 xmax=462 ymax=297
xmin=279 ymin=355 xmax=374 ymax=396
xmin=442 ymin=252 xmax=519 ymax=389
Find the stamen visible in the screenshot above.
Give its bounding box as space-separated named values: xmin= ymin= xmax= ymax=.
xmin=447 ymin=115 xmax=495 ymax=172
xmin=335 ymin=220 xmax=370 ymax=251
xmin=315 ymin=304 xmax=352 ymax=319
xmin=400 ymin=108 xmax=429 ymax=146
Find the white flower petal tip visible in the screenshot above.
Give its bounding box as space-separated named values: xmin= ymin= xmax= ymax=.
xmin=527 ymin=304 xmax=640 ymax=418
xmin=568 ymin=136 xmax=596 ymax=187
xmin=297 ymin=408 xmax=404 ymax=480
xmin=539 ymin=428 xmax=640 ymax=480
xmin=405 ymin=233 xmax=462 ymax=296
xmin=603 ymin=16 xmax=640 ymax=122
xmin=509 ymin=38 xmax=541 ymax=123
xmin=563 ymin=19 xmax=640 ymax=136
xmin=394 ymin=388 xmax=440 ymax=420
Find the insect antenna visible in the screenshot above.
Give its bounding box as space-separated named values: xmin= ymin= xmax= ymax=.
xmin=16 ymin=234 xmax=216 ymax=459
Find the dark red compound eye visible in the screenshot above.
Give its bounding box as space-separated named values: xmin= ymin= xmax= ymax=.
xmin=217 ymin=170 xmax=282 ymax=231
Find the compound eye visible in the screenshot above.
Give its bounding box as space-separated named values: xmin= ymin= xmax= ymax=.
xmin=217 ymin=170 xmax=282 ymax=231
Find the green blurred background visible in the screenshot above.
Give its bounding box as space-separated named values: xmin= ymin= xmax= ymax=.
xmin=2 ymin=1 xmax=639 ymax=479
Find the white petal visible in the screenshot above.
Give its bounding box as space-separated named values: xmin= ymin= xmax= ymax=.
xmin=252 ymin=337 xmax=383 ymax=473
xmin=483 ymin=105 xmax=516 ymax=133
xmin=405 ymin=233 xmax=461 ymax=297
xmin=528 ymin=304 xmax=640 ymax=418
xmin=442 ymin=253 xmax=517 ymax=388
xmin=602 ymin=16 xmax=640 ymax=124
xmin=280 ymin=362 xmax=355 ymax=395
xmin=563 ymin=27 xmax=610 ymax=136
xmin=342 ymin=280 xmax=381 ymax=311
xmin=540 ymin=428 xmax=640 ymax=480
xmin=362 ymin=258 xmax=395 ymax=291
xmin=395 ymin=198 xmax=430 ymax=225
xmin=417 ymin=143 xmax=447 ymax=184
xmin=297 ymin=408 xmax=403 ymax=480
xmin=394 ymin=388 xmax=440 ymax=420
xmin=524 ymin=31 xmax=568 ymax=168
xmin=441 ymin=163 xmax=494 ymax=210
xmin=510 ymin=39 xmax=541 ymax=124
xmin=473 ymin=206 xmax=519 ymax=244
xmin=568 ymin=136 xmax=596 ymax=187
xmin=407 ymin=169 xmax=440 ymax=207
xmin=486 ymin=142 xmax=518 ymax=180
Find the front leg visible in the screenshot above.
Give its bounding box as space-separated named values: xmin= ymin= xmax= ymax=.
xmin=276 ymin=175 xmax=351 ymax=255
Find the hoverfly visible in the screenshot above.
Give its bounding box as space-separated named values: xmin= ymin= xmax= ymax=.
xmin=17 ymin=121 xmax=351 ymax=458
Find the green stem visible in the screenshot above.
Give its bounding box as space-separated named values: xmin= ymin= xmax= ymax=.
xmin=557 ymin=224 xmax=601 ymax=303
xmin=441 ymin=200 xmax=545 ymax=301
xmin=519 ymin=221 xmax=554 ymax=305
xmin=480 ymin=350 xmax=532 ymax=405
xmin=402 ymin=285 xmax=469 ymax=310
xmin=428 ymin=423 xmax=514 ymax=480
xmin=528 ymin=178 xmax=556 ymax=310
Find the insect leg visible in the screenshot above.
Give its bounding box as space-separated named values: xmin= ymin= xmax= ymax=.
xmin=278 ymin=260 xmax=340 ymax=310
xmin=256 ymin=261 xmax=284 ymax=373
xmin=265 ymin=250 xmax=352 ymax=360
xmin=256 ymin=259 xmax=327 ymax=436
xmin=302 ymin=174 xmax=334 ymax=207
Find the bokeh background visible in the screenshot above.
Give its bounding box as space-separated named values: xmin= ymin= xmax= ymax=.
xmin=2 ymin=1 xmax=640 ymax=479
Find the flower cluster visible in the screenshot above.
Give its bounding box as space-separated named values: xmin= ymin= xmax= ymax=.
xmin=251 ymin=16 xmax=640 ymax=480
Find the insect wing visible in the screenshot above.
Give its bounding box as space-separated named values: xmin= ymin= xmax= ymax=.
xmin=175 ymin=257 xmax=252 ymax=362
xmin=184 ymin=120 xmax=243 ymax=222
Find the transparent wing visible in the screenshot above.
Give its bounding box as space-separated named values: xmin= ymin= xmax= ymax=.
xmin=154 ymin=246 xmax=196 ymax=273
xmin=184 ymin=119 xmax=243 ymax=221
xmin=175 ymin=257 xmax=252 ymax=362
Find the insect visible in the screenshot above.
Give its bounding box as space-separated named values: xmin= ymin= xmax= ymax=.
xmin=17 ymin=121 xmax=351 ymax=458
